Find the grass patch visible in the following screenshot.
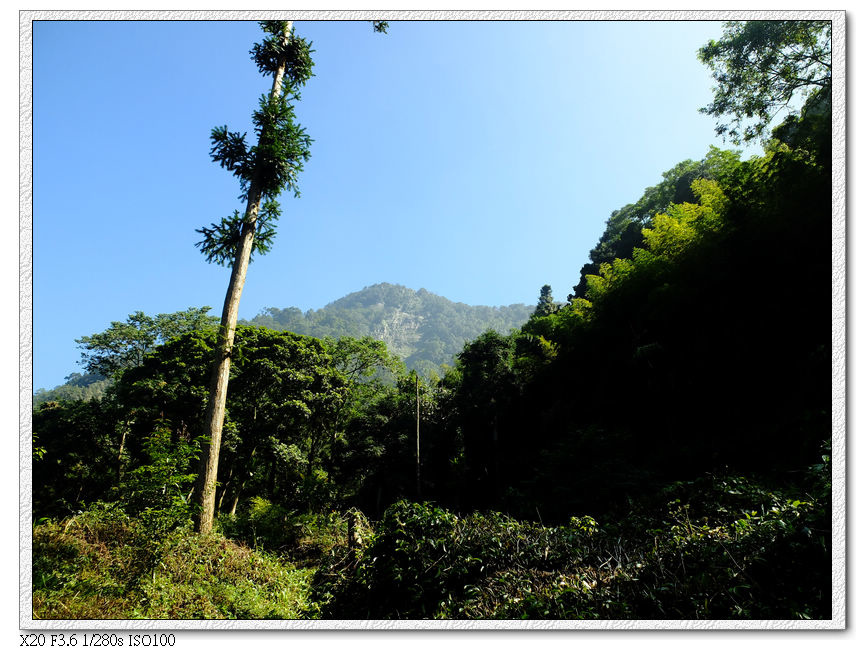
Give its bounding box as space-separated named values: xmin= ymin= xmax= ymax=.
xmin=33 ymin=504 xmax=316 ymax=619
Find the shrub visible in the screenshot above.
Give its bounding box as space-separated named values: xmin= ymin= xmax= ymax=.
xmin=311 ymin=501 xmax=603 ymax=619
xmin=312 ymin=452 xmax=831 ymax=620
xmin=217 ymin=498 xmax=349 ymax=566
xmin=114 ymin=429 xmax=199 ymax=539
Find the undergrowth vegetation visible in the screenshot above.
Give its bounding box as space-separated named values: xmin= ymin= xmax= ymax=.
xmin=217 ymin=496 xmax=350 ymax=567
xmin=32 ymin=505 xmax=315 ymax=620
xmin=32 ymin=445 xmax=830 ymax=620
xmin=312 ymin=454 xmax=830 ymax=620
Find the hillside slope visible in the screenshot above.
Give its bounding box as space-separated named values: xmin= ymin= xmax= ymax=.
xmin=245 ymin=283 xmax=532 ymax=375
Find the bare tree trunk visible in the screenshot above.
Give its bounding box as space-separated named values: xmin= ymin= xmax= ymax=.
xmin=194 ymin=21 xmax=293 ymax=534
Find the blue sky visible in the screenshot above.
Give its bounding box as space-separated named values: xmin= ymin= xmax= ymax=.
xmin=31 ymin=18 xmax=764 ymax=391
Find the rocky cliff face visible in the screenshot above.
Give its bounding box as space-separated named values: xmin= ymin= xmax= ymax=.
xmin=371 ymin=308 xmax=422 ymax=360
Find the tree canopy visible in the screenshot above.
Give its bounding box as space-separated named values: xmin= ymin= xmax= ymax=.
xmin=75 ymin=307 xmax=216 ymax=378
xmin=698 ymin=20 xmax=831 ymax=143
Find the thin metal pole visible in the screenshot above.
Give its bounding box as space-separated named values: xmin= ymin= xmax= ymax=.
xmin=416 ymin=374 xmax=421 ymax=499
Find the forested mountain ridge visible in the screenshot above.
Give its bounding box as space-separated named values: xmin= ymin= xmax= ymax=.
xmin=244 ymin=283 xmax=533 ymax=376
xmin=33 ymin=286 xmax=531 ymax=405
xmin=32 ymin=372 xmax=112 ymax=405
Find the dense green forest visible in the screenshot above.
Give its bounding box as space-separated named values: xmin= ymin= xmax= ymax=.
xmin=31 ymin=20 xmax=834 ymax=621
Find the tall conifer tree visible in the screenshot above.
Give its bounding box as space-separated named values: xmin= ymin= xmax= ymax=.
xmin=533 ymin=284 xmax=556 ymax=317
xmin=193 ymin=20 xmax=387 ymax=533
xmin=193 ymin=20 xmax=313 ymax=533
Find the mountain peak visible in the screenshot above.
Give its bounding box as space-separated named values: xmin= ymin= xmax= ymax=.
xmin=246 ymin=284 xmax=532 ymax=375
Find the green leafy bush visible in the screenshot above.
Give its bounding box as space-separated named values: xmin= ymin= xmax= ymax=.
xmin=595 ymin=469 xmax=831 ymax=619
xmin=312 ymin=501 xmax=603 ymax=619
xmin=114 ymin=428 xmax=199 ymax=539
xmin=313 ymin=453 xmax=830 ymax=620
xmin=218 ymin=498 xmax=348 ymax=565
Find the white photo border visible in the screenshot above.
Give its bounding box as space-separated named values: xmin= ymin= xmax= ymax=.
xmin=19 ymin=8 xmax=847 ymax=631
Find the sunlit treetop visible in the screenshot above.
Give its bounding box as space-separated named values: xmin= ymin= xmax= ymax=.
xmin=699 ymin=20 xmax=831 ymax=144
